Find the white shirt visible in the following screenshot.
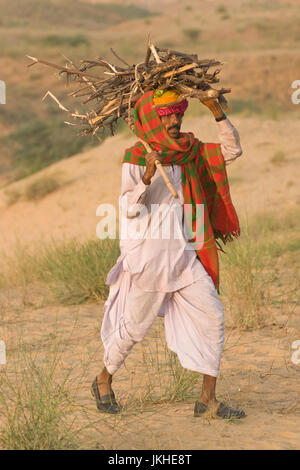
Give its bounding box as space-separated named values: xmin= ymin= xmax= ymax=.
xmin=107 ymin=118 xmax=242 ymax=292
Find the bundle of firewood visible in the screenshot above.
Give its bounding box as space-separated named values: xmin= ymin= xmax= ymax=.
xmin=26 ymin=40 xmax=231 ymax=140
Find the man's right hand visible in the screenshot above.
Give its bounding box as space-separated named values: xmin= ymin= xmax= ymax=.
xmin=143 ymin=151 xmax=162 ymax=184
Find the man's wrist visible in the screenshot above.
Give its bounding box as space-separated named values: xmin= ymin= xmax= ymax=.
xmin=206 ymin=100 xmax=225 ymax=120
xmin=142 ymin=174 xmax=151 ymax=185
xmin=215 ymin=113 xmax=227 ymax=122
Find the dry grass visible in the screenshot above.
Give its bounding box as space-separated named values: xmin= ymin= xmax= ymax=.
xmin=220 ymin=222 xmax=271 ymax=330
xmin=0 ymin=337 xmax=83 ymax=449
xmin=220 ymin=208 xmax=300 ymax=330
xmin=0 ymin=238 xmax=120 ymax=305
xmin=120 ymin=326 xmax=200 ymax=412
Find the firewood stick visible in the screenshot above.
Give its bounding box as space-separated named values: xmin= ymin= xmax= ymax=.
xmin=126 ymin=120 xmax=178 ymax=198
xmin=141 ymin=140 xmax=178 ymax=199
xmin=149 ymin=41 xmax=162 ymax=64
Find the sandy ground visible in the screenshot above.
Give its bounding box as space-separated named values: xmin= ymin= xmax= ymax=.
xmin=1 ymin=297 xmax=299 ymax=450
xmin=0 ymin=115 xmax=299 ymax=449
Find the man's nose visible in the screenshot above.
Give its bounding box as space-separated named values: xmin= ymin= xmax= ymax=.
xmin=170 ymin=113 xmax=180 ymax=125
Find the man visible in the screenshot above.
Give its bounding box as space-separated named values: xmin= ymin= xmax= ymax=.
xmin=92 ymin=89 xmax=245 ymax=419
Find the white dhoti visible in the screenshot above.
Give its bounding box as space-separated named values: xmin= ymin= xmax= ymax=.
xmin=101 ymin=266 xmax=225 ymax=378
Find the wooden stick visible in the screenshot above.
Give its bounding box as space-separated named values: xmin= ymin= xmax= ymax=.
xmin=144 ymin=38 xmax=152 ymax=67
xmin=162 ymin=62 xmax=198 ymax=78
xmin=141 ymin=140 xmax=178 ymax=199
xmin=26 ymin=55 xmax=102 ymax=79
xmin=149 ymin=41 xmax=162 ymax=64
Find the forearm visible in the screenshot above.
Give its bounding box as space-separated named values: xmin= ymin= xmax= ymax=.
xmin=217 ymin=118 xmax=242 ymax=164
xmin=203 ymin=99 xmax=242 ymax=164
xmin=205 ymin=100 xmax=225 ymax=120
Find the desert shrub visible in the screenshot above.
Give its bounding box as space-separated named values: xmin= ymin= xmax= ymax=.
xmin=25 ymin=174 xmax=61 ymax=201
xmin=182 ymin=28 xmax=201 ymax=42
xmin=41 ymin=34 xmax=90 ymax=48
xmin=216 ymin=5 xmax=227 ymax=14
xmin=270 ymin=151 xmax=286 ymax=165
xmin=4 ymin=188 xmax=21 ymax=206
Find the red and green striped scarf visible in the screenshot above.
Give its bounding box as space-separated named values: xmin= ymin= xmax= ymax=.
xmin=123 ymin=90 xmax=240 ymax=289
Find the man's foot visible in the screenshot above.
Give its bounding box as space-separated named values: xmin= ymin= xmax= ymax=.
xmin=97 ymin=372 xmax=113 ymax=397
xmin=194 ymin=400 xmax=246 ymax=419
xmin=91 ymin=376 xmax=121 ymax=414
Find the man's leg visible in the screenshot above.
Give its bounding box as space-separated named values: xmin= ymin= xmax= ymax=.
xmin=165 ymin=275 xmax=224 ymax=378
xmin=164 ymin=275 xmax=245 ymax=418
xmin=199 ymin=374 xmax=217 ymax=406
xmin=96 ymin=366 xmax=113 ymax=397
xmin=97 ymin=284 xmax=167 ymax=399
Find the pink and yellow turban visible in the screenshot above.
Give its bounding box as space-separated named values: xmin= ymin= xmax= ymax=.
xmin=153 ymin=89 xmax=188 ymax=116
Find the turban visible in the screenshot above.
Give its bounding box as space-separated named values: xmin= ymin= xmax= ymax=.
xmin=153 ymin=89 xmax=189 ymax=116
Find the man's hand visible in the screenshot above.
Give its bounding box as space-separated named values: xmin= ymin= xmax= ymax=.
xmin=202 ymin=99 xmax=225 ymax=120
xmin=142 ymin=151 xmax=162 ymax=185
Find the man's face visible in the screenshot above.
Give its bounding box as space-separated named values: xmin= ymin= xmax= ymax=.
xmin=161 ymin=112 xmax=183 ymax=139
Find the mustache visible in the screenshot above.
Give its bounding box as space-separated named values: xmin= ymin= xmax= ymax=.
xmin=167 ymin=125 xmax=180 ymax=131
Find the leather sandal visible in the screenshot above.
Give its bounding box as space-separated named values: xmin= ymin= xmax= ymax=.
xmin=91 ymin=377 xmax=121 ymax=414
xmin=194 ymin=400 xmax=246 ymax=419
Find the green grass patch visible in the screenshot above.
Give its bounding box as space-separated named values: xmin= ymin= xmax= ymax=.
xmin=4 ymin=117 xmax=99 ymax=180
xmin=182 ymin=28 xmax=201 ymax=42
xmin=0 ymin=0 xmax=154 ymax=29
xmin=228 ymin=99 xmax=284 ymax=119
xmin=41 ymin=34 xmax=90 ymax=48
xmin=0 ymin=238 xmax=120 ymax=305
xmin=229 ymin=99 xmax=262 ymax=115
xmin=0 ymin=94 xmax=129 ymax=182
xmin=25 ymin=174 xmax=62 ymax=201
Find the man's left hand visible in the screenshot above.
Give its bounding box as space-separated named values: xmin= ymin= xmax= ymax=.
xmin=202 ymin=99 xmax=225 ymax=120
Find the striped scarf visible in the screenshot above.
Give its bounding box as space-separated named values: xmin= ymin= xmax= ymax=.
xmin=123 ymin=90 xmax=240 ymax=289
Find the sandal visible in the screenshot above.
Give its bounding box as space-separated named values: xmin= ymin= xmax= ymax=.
xmin=91 ymin=377 xmax=121 ymax=414
xmin=194 ymin=400 xmax=246 ymax=419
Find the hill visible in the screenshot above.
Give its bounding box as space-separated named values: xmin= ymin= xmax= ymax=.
xmin=0 ymin=0 xmax=299 ymax=185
